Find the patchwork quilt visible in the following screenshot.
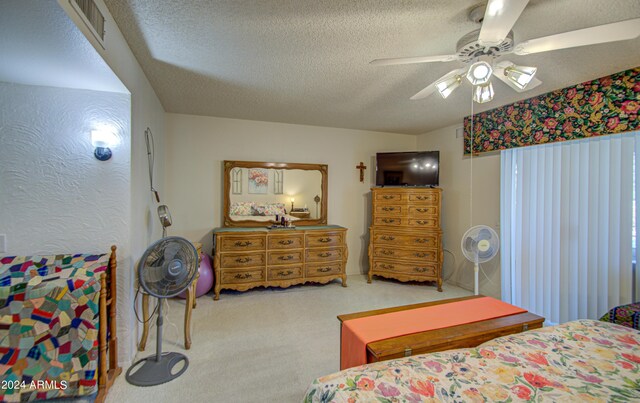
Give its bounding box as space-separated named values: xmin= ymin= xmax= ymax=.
xmin=304 ymin=319 xmax=640 ymax=402
xmin=0 ymin=254 xmax=108 ymax=402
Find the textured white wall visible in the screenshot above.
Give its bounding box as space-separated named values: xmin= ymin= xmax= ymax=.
xmin=164 ymin=114 xmax=416 ymax=275
xmin=59 ymin=0 xmax=167 ymax=365
xmin=0 ymin=82 xmax=130 ymax=254
xmin=0 ymin=82 xmax=133 ymax=346
xmin=417 ymin=124 xmax=502 ymax=298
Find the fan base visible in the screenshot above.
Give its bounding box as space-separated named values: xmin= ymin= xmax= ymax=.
xmin=125 ymin=352 xmax=189 ymax=386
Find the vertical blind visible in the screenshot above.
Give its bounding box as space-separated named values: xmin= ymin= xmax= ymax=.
xmin=501 ymin=131 xmax=639 ymax=324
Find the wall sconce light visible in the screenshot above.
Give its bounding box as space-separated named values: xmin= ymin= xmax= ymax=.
xmin=91 ymin=129 xmax=118 ymax=161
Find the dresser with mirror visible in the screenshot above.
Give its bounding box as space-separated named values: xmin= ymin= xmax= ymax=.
xmin=212 ymin=160 xmax=348 ymax=300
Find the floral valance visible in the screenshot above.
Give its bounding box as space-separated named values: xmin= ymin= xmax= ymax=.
xmin=463 ymin=66 xmax=640 ymax=154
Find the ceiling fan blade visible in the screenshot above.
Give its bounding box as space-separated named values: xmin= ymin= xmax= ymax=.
xmin=410 ymin=68 xmax=466 ymax=100
xmin=479 ymin=0 xmax=529 ymax=47
xmin=514 ymin=18 xmax=640 ymax=55
xmin=494 ymin=61 xmax=542 ymax=92
xmin=370 ymin=54 xmax=458 ymax=66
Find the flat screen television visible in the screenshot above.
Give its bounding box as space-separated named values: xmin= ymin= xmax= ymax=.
xmin=375 ymin=151 xmax=439 ymax=187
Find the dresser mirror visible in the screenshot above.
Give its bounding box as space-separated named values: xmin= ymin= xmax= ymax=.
xmin=223 ymin=160 xmax=328 ymax=227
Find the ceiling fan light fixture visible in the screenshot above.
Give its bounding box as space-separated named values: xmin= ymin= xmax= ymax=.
xmin=435 ymin=75 xmax=462 ymax=99
xmin=473 ymin=81 xmax=495 ymax=104
xmin=505 ymin=64 xmax=537 ymax=89
xmin=466 ymin=61 xmax=493 ymax=85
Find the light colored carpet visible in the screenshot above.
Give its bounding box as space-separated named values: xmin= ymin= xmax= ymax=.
xmin=106 ymin=275 xmax=472 ymax=403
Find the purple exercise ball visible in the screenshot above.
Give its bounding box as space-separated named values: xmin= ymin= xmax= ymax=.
xmin=178 ymin=253 xmax=214 ymax=298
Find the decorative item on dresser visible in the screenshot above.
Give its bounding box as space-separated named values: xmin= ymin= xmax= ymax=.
xmin=212 ymin=226 xmax=348 ymax=300
xmin=368 ymin=187 xmax=443 ymax=291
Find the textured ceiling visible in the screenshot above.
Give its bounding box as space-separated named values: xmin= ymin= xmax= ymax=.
xmin=0 ymin=0 xmax=127 ymax=93
xmin=105 ymin=0 xmax=640 ymax=134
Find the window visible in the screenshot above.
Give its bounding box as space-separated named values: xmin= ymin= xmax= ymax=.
xmin=501 ymin=131 xmax=639 ymax=324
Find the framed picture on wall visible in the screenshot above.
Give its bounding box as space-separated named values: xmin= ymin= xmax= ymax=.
xmin=248 ymin=168 xmax=268 ymax=194
xmin=273 ymin=170 xmax=283 ymax=194
xmin=231 ymin=168 xmax=242 ymax=194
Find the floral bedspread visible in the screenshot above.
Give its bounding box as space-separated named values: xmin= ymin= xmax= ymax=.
xmin=0 ymin=254 xmax=108 ymax=402
xmin=304 ymin=319 xmax=640 ymax=402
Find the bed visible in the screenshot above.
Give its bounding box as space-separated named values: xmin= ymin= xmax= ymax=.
xmin=304 ymin=319 xmax=640 ymax=402
xmin=0 ymin=246 xmax=120 ymax=402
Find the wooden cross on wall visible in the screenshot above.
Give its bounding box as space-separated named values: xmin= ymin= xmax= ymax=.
xmin=356 ymin=162 xmax=367 ymax=183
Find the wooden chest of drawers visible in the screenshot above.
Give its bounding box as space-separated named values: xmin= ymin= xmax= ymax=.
xmin=212 ymin=226 xmax=348 ymax=300
xmin=368 ymin=187 xmax=442 ymax=291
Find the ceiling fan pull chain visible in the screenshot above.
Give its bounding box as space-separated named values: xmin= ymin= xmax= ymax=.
xmin=470 ymin=87 xmax=474 ymax=229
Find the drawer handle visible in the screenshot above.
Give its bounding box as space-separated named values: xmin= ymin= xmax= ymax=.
xmin=278 ymin=255 xmax=294 ymax=261
xmin=235 ymin=257 xmax=252 ymax=263
xmin=382 ymin=207 xmax=396 ymax=211
xmin=318 ymin=252 xmax=332 ymax=258
xmin=318 ymin=267 xmax=332 ymax=273
xmin=381 ymin=235 xmax=396 ymax=241
xmin=414 ymin=252 xmax=430 ymax=258
xmin=382 ymin=218 xmax=396 ymax=223
xmin=416 ymin=208 xmax=428 ymax=213
xmin=381 ymin=264 xmax=394 ymax=270
xmin=416 ymin=220 xmax=430 ymax=225
xmin=382 ymin=195 xmax=395 ymax=200
xmin=416 ymin=196 xmax=429 ymax=200
xmin=234 ymin=273 xmax=252 ymax=279
xmin=278 ymin=239 xmax=294 ymax=245
xmin=277 ymin=270 xmax=293 ymax=277
xmin=234 ymin=241 xmax=253 ymax=247
xmin=318 ymin=238 xmax=332 ymax=243
xmin=415 ymin=238 xmax=429 ymax=244
xmin=380 ymin=250 xmax=394 ymax=255
xmin=414 ymin=267 xmax=429 ymax=273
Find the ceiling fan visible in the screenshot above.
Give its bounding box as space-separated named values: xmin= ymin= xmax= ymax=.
xmin=371 ymin=0 xmax=640 ymax=104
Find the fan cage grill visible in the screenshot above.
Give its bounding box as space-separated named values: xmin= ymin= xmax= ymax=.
xmin=461 ymin=225 xmax=500 ymax=264
xmin=139 ymin=237 xmax=198 ymax=298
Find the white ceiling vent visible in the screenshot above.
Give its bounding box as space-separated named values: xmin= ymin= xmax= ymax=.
xmin=69 ymin=0 xmax=106 ymax=48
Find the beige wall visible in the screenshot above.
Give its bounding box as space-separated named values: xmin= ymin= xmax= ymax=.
xmin=164 ymin=114 xmax=416 ymax=275
xmin=417 ymin=124 xmax=501 ymax=298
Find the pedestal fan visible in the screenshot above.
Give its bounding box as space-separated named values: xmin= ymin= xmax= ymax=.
xmin=126 ymin=236 xmax=198 ymax=386
xmin=461 ymin=225 xmax=499 ymax=295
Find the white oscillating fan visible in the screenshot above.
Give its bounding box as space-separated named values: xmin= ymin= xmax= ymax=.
xmin=461 ymin=225 xmax=499 ymax=295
